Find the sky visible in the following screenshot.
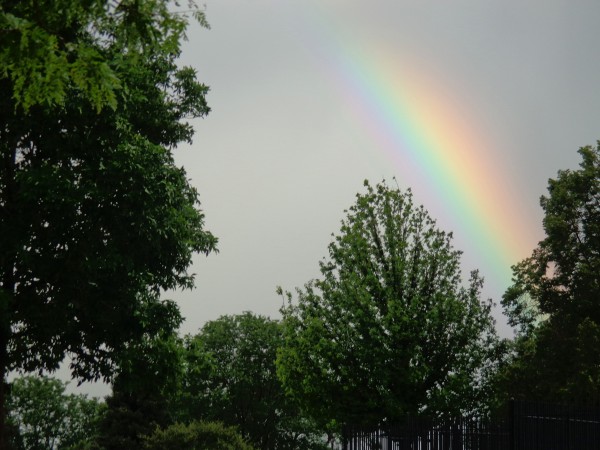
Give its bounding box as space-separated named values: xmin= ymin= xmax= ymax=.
xmin=66 ymin=0 xmax=600 ymax=397
xmin=170 ymin=0 xmax=600 ymax=338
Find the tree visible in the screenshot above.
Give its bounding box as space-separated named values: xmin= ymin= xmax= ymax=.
xmin=95 ymin=333 xmax=185 ymax=450
xmin=277 ymin=180 xmax=499 ymax=429
xmin=97 ymin=383 xmax=170 ymax=450
xmin=0 ymin=0 xmax=208 ymax=111
xmin=176 ymin=313 xmax=327 ymax=450
xmin=0 ymin=0 xmax=216 ymax=444
xmin=7 ymin=375 xmax=104 ymax=450
xmin=500 ymin=144 xmax=600 ymax=402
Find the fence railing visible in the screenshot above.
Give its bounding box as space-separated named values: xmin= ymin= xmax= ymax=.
xmin=341 ymin=400 xmax=600 ymax=450
xmin=511 ymin=400 xmax=600 ymax=450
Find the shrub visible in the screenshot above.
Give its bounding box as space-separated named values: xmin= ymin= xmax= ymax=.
xmin=143 ymin=421 xmax=255 ymax=450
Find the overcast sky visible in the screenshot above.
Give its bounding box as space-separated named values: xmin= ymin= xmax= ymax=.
xmin=167 ymin=0 xmax=600 ymax=340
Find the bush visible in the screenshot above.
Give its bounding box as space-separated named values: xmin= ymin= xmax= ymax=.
xmin=143 ymin=421 xmax=255 ymax=450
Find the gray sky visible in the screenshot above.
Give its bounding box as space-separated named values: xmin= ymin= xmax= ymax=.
xmin=68 ymin=0 xmax=600 ymax=397
xmin=171 ymin=0 xmax=600 ymax=337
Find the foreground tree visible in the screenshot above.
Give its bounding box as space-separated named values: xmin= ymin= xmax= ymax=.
xmin=177 ymin=313 xmax=327 ymax=450
xmin=0 ymin=0 xmax=216 ymax=444
xmin=277 ymin=181 xmax=499 ymax=428
xmin=501 ymin=144 xmax=600 ymax=402
xmin=7 ymin=375 xmax=104 ymax=449
xmin=1 ymin=0 xmax=208 ymax=111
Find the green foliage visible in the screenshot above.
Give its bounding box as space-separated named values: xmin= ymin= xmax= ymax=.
xmin=0 ymin=9 xmax=215 ymax=385
xmin=176 ymin=313 xmax=327 ymax=449
xmin=0 ymin=1 xmax=216 ymax=445
xmin=95 ymin=333 xmax=185 ymax=450
xmin=7 ymin=375 xmax=104 ymax=450
xmin=0 ymin=0 xmax=208 ymax=111
xmin=500 ymin=144 xmax=600 ymax=402
xmin=142 ymin=421 xmax=255 ymax=450
xmin=96 ymin=385 xmax=169 ymax=450
xmin=277 ymin=180 xmax=500 ymax=427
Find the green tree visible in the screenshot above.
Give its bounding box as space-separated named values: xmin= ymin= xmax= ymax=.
xmin=0 ymin=1 xmax=216 ymax=445
xmin=97 ymin=384 xmax=169 ymax=450
xmin=500 ymin=144 xmax=600 ymax=402
xmin=142 ymin=421 xmax=255 ymax=450
xmin=96 ymin=333 xmax=185 ymax=450
xmin=277 ymin=180 xmax=499 ymax=429
xmin=7 ymin=375 xmax=104 ymax=450
xmin=0 ymin=0 xmax=208 ymax=111
xmin=176 ymin=313 xmax=326 ymax=450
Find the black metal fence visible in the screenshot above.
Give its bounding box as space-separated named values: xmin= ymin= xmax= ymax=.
xmin=341 ymin=400 xmax=600 ymax=450
xmin=511 ymin=400 xmax=600 ymax=450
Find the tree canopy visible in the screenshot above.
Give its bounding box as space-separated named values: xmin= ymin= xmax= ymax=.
xmin=500 ymin=143 xmax=600 ymax=402
xmin=95 ymin=332 xmax=185 ymax=450
xmin=177 ymin=313 xmax=326 ymax=450
xmin=0 ymin=0 xmax=216 ymax=445
xmin=277 ymin=180 xmax=499 ymax=428
xmin=7 ymin=375 xmax=104 ymax=450
xmin=0 ymin=0 xmax=208 ymax=111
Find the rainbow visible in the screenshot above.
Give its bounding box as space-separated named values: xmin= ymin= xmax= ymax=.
xmin=292 ymin=5 xmax=541 ymax=297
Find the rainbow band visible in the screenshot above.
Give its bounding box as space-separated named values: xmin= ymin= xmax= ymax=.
xmin=292 ymin=4 xmax=540 ymax=294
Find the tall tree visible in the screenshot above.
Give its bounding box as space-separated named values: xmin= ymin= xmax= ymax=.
xmin=501 ymin=144 xmax=600 ymax=402
xmin=177 ymin=313 xmax=327 ymax=450
xmin=277 ymin=180 xmax=499 ymax=429
xmin=0 ymin=1 xmax=216 ymax=445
